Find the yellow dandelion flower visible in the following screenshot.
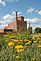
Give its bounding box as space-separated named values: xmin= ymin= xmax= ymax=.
xmin=16 ymin=49 xmax=24 ymax=53
xmin=26 ymin=41 xmax=32 ymax=45
xmin=13 ymin=40 xmax=19 ymax=43
xmin=37 ymin=45 xmax=41 ymax=48
xmin=24 ymin=39 xmax=28 ymax=42
xmin=20 ymin=40 xmax=23 ymax=42
xmin=9 ymin=36 xmax=16 ymax=39
xmin=19 ymin=49 xmax=24 ymax=52
xmin=8 ymin=42 xmax=14 ymax=47
xmin=15 ymin=45 xmax=24 ymax=49
xmin=33 ymin=40 xmax=38 ymax=43
xmin=32 ymin=58 xmax=36 ymax=61
xmin=4 ymin=35 xmax=7 ymax=37
xmin=16 ymin=56 xmax=20 ymax=59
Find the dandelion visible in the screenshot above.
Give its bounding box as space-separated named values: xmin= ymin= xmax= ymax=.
xmin=16 ymin=56 xmax=20 ymax=59
xmin=13 ymin=40 xmax=19 ymax=43
xmin=20 ymin=40 xmax=23 ymax=42
xmin=33 ymin=40 xmax=38 ymax=43
xmin=8 ymin=42 xmax=14 ymax=47
xmin=15 ymin=45 xmax=24 ymax=49
xmin=26 ymin=41 xmax=32 ymax=45
xmin=15 ymin=45 xmax=24 ymax=53
xmin=16 ymin=49 xmax=24 ymax=53
xmin=4 ymin=35 xmax=7 ymax=37
xmin=9 ymin=35 xmax=16 ymax=39
xmin=24 ymin=39 xmax=28 ymax=42
xmin=37 ymin=45 xmax=41 ymax=48
xmin=32 ymin=58 xmax=36 ymax=61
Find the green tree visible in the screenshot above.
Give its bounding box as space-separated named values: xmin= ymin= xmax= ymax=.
xmin=34 ymin=27 xmax=41 ymax=33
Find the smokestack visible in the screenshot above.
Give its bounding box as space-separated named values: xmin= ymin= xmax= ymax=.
xmin=16 ymin=12 xmax=17 ymax=21
xmin=16 ymin=11 xmax=17 ymax=31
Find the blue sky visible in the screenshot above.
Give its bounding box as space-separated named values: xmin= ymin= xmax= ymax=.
xmin=0 ymin=0 xmax=41 ymax=29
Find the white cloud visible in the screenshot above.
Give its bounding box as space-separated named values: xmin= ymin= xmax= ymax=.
xmin=0 ymin=0 xmax=6 ymax=6
xmin=0 ymin=11 xmax=22 ymax=29
xmin=0 ymin=0 xmax=20 ymax=6
xmin=3 ymin=11 xmax=22 ymax=21
xmin=27 ymin=7 xmax=41 ymax=16
xmin=17 ymin=12 xmax=22 ymax=15
xmin=38 ymin=10 xmax=41 ymax=15
xmin=0 ymin=21 xmax=3 ymax=25
xmin=27 ymin=7 xmax=35 ymax=13
xmin=6 ymin=0 xmax=19 ymax=2
xmin=3 ymin=14 xmax=14 ymax=21
xmin=35 ymin=9 xmax=41 ymax=15
xmin=0 ymin=20 xmax=12 ymax=29
xmin=35 ymin=10 xmax=38 ymax=13
xmin=24 ymin=18 xmax=41 ymax=28
xmin=3 ymin=14 xmax=11 ymax=20
xmin=37 ymin=25 xmax=40 ymax=27
xmin=24 ymin=18 xmax=41 ymax=24
xmin=0 ymin=23 xmax=8 ymax=29
xmin=5 ymin=0 xmax=15 ymax=3
xmin=12 ymin=11 xmax=15 ymax=15
xmin=12 ymin=11 xmax=22 ymax=15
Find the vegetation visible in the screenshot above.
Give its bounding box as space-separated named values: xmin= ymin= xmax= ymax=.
xmin=34 ymin=27 xmax=41 ymax=33
xmin=0 ymin=32 xmax=41 ymax=61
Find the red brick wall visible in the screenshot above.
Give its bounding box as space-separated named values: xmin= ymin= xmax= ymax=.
xmin=17 ymin=16 xmax=27 ymax=31
xmin=4 ymin=16 xmax=27 ymax=32
xmin=17 ymin=16 xmax=24 ymax=21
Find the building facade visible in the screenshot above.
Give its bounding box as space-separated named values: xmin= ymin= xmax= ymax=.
xmin=4 ymin=12 xmax=27 ymax=33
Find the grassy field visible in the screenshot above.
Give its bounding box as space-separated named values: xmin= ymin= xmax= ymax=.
xmin=0 ymin=33 xmax=41 ymax=61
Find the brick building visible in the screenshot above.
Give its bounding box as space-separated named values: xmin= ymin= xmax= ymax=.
xmin=4 ymin=12 xmax=27 ymax=32
xmin=0 ymin=29 xmax=4 ymax=34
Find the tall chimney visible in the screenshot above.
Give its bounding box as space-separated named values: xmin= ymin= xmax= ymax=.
xmin=16 ymin=11 xmax=17 ymax=31
xmin=16 ymin=12 xmax=17 ymax=21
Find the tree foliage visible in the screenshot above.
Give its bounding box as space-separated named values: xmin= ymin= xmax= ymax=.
xmin=34 ymin=27 xmax=41 ymax=33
